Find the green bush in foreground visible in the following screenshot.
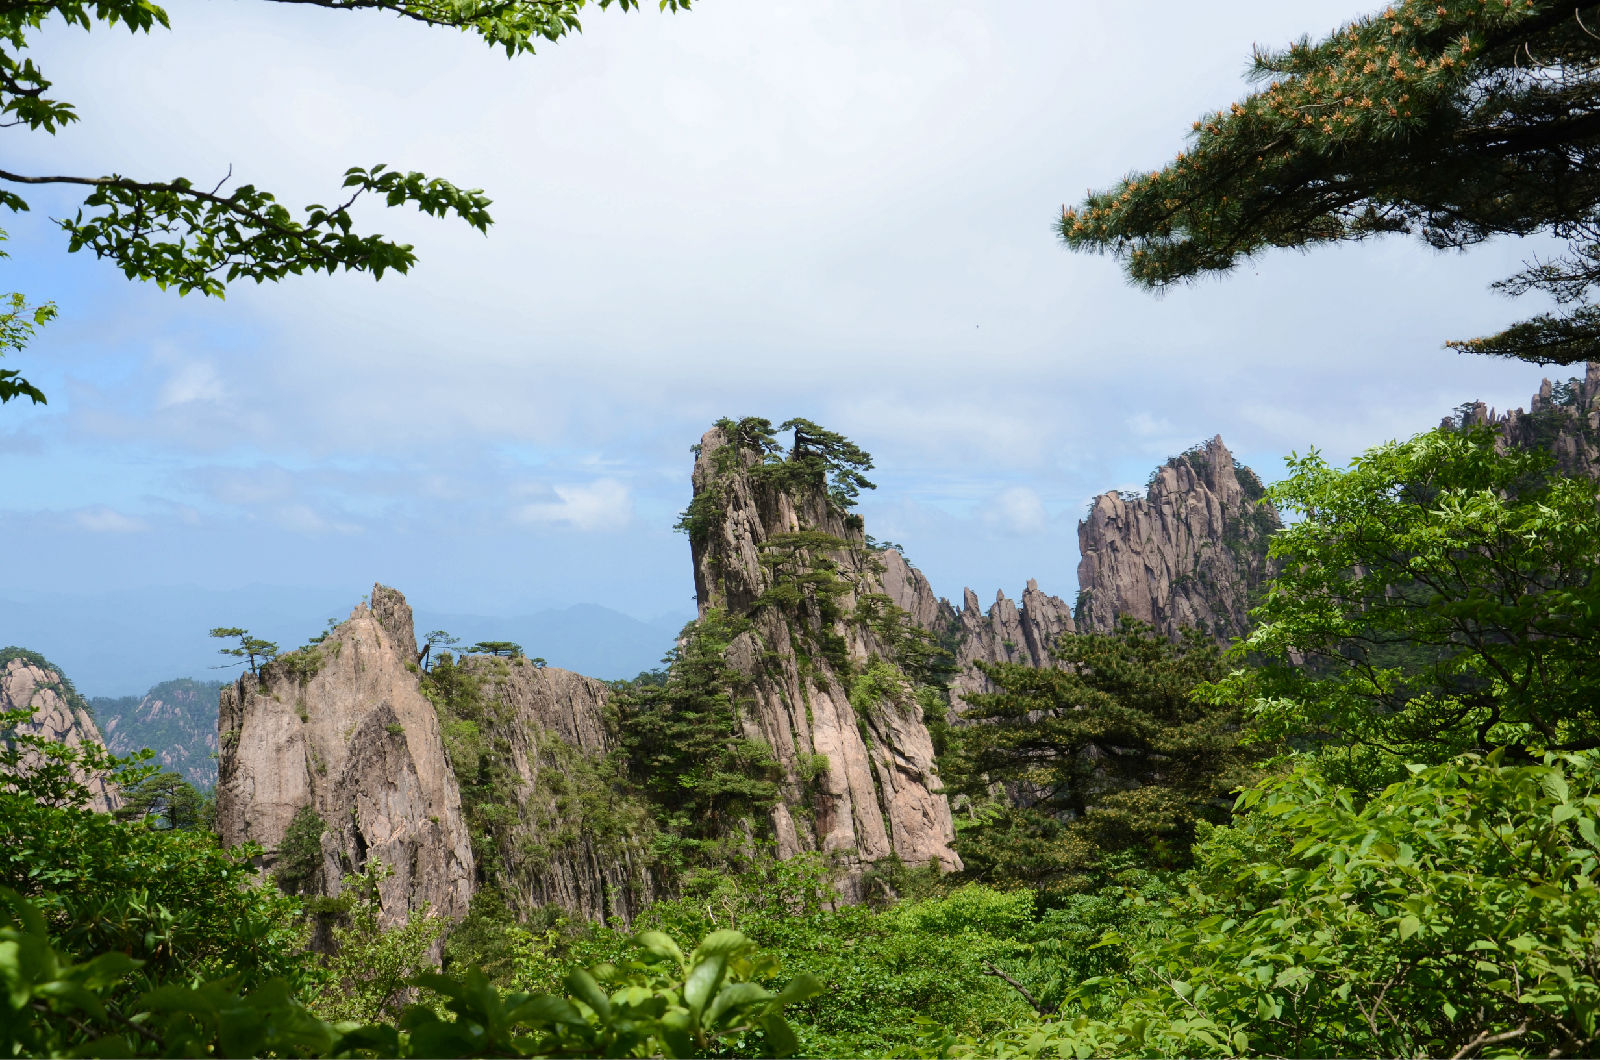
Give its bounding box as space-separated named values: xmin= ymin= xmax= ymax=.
xmin=978 ymin=751 xmax=1600 ymax=1058
xmin=1 ymin=898 xmax=819 ymax=1058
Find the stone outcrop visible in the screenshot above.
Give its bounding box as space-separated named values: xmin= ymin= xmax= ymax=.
xmin=1 ymin=651 xmax=119 ymax=813
xmin=1076 ymin=435 xmax=1280 ymax=643
xmin=1446 ymin=360 xmax=1600 ymax=481
xmin=944 ymin=581 xmax=1075 ymax=707
xmin=688 ymin=425 xmax=962 ymax=889
xmin=873 ymin=548 xmax=1074 ymax=708
xmin=453 ymin=657 xmax=655 ymax=925
xmin=216 ymin=585 xmax=474 ymax=927
xmin=97 ymin=679 xmax=224 ymax=790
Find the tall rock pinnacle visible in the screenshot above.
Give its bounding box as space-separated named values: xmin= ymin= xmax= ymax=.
xmin=217 ymin=584 xmax=475 ymax=927
xmin=1076 ymin=435 xmax=1280 ymax=643
xmin=686 ymin=421 xmax=962 ymax=890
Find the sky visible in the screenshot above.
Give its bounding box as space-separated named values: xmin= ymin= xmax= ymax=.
xmin=0 ymin=0 xmax=1572 ymax=693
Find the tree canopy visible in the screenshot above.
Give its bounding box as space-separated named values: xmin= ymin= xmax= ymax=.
xmin=1211 ymin=426 xmax=1600 ymax=789
xmin=2 ymin=0 xmax=689 ymax=297
xmin=1060 ymin=0 xmax=1600 ymax=365
xmin=948 ymin=621 xmax=1260 ymax=890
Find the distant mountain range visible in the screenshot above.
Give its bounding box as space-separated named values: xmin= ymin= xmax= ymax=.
xmin=0 ymin=584 xmax=691 ymax=699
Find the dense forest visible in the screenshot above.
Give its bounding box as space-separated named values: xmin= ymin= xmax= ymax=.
xmin=8 ymin=0 xmax=1600 ymax=1057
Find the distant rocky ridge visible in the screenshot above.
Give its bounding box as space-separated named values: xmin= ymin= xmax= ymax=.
xmin=874 ymin=548 xmax=1076 ymax=708
xmin=1075 ymin=435 xmax=1281 ymax=644
xmin=94 ymin=679 xmax=224 ymax=790
xmin=1 ymin=648 xmax=119 ymax=813
xmin=1447 ymin=360 xmax=1600 ymax=481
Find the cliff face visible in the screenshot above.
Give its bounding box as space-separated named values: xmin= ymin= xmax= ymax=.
xmin=688 ymin=426 xmax=962 ymax=888
xmin=442 ymin=657 xmax=655 ymax=926
xmin=216 ymin=585 xmax=474 ymax=927
xmin=97 ymin=679 xmax=224 ymax=790
xmin=1448 ymin=360 xmax=1600 ymax=481
xmin=1076 ymin=436 xmax=1280 ymax=643
xmin=1 ymin=651 xmax=119 ymax=813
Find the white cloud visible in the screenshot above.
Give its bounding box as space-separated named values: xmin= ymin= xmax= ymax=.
xmin=157 ymin=360 xmax=225 ymax=408
xmin=513 ymin=480 xmax=633 ymax=532
xmin=74 ymin=507 xmax=148 ymax=533
xmin=982 ymin=486 xmax=1047 ymax=537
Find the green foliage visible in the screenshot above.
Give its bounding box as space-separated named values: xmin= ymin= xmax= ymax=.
xmin=2 ymin=880 xmax=817 ymax=1058
xmin=0 ymin=790 xmax=313 ymax=995
xmin=0 ymin=287 xmax=52 ymax=406
xmin=467 ymin=639 xmax=525 ymax=658
xmin=309 ymin=868 xmax=447 ymax=1025
xmin=275 ymin=805 xmax=326 ymax=896
xmin=980 ymin=752 xmax=1600 ymax=1059
xmin=112 ymin=768 xmax=211 ymax=831
xmin=615 ymin=611 xmax=780 ymax=865
xmin=947 ymin=621 xmax=1261 ymax=890
xmin=209 ymin=625 xmax=279 ymax=678
xmin=2 ymin=0 xmax=691 ymax=296
xmin=1060 ymin=0 xmax=1600 ymax=364
xmin=1211 ymin=426 xmax=1600 ymax=784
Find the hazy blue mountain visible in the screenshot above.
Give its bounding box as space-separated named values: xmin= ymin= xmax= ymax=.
xmin=412 ymin=604 xmax=686 ymax=679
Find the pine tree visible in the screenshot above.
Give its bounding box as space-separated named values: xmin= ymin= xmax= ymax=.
xmin=1061 ymin=1 xmax=1600 ymax=365
xmin=948 ymin=621 xmax=1261 ymax=889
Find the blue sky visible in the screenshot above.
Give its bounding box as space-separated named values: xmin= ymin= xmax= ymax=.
xmin=0 ymin=0 xmax=1567 ymax=692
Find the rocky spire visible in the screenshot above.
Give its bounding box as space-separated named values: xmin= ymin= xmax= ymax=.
xmin=216 ymin=584 xmax=475 ymax=928
xmin=1076 ymin=435 xmax=1280 ymax=643
xmin=687 ymin=422 xmax=962 ymax=891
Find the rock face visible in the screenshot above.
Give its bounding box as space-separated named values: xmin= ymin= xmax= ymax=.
xmin=451 ymin=657 xmax=655 ymax=925
xmin=1447 ymin=361 xmax=1600 ymax=481
xmin=216 ymin=585 xmax=474 ymax=927
xmin=96 ymin=679 xmax=225 ymax=790
xmin=1076 ymin=436 xmax=1281 ymax=643
xmin=1 ymin=650 xmax=119 ymax=813
xmin=688 ymin=425 xmax=962 ymax=889
xmin=945 ymin=581 xmax=1075 ymax=708
xmin=873 ymin=548 xmax=1074 ymax=708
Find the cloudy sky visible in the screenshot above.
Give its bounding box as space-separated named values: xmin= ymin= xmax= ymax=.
xmin=1 ymin=0 xmax=1568 ymax=691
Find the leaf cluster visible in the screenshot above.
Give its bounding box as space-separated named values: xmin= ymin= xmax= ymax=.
xmin=1214 ymin=425 xmax=1600 ymax=781
xmin=981 ymin=752 xmax=1600 ymax=1058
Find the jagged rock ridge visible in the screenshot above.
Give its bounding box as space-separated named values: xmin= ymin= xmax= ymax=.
xmin=1 ymin=649 xmax=120 ymax=813
xmin=874 ymin=548 xmax=1074 ymax=709
xmin=1076 ymin=435 xmax=1281 ymax=643
xmin=1447 ymin=360 xmax=1600 ymax=481
xmin=688 ymin=425 xmax=962 ymax=889
xmin=216 ymin=586 xmax=475 ymax=928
